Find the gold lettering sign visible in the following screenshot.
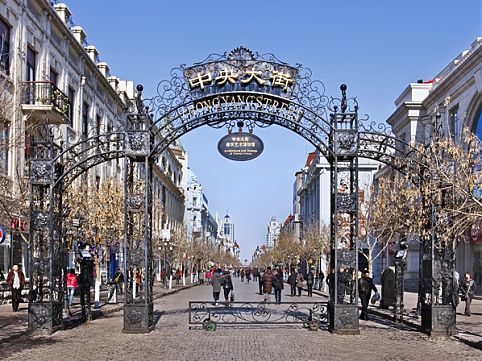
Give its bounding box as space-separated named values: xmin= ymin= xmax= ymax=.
xmin=189 ymin=72 xmax=212 ymax=90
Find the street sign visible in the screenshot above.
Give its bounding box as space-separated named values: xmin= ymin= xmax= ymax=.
xmin=217 ymin=132 xmax=264 ymax=161
xmin=0 ymin=226 xmax=5 ymax=245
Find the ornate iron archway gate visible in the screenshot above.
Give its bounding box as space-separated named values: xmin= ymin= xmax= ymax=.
xmin=27 ymin=47 xmax=456 ymax=336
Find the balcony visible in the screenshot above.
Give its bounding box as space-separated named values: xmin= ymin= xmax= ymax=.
xmin=21 ymin=81 xmax=71 ymax=125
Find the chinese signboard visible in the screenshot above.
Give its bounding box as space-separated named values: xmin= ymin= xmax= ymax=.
xmin=183 ymin=47 xmax=299 ymax=101
xmin=217 ymin=132 xmax=264 ymax=161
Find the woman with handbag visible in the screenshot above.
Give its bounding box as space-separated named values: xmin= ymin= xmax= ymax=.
xmin=223 ymin=270 xmax=234 ymax=303
xmin=460 ymin=272 xmax=476 ymax=316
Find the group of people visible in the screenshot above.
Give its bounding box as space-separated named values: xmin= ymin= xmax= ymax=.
xmin=210 ymin=269 xmax=234 ymax=305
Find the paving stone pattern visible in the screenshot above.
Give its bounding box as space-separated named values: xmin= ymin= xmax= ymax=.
xmin=0 ymin=278 xmax=480 ymax=361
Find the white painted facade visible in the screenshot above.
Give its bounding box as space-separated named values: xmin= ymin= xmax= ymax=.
xmin=0 ymin=1 xmax=188 ymax=281
xmin=384 ymin=37 xmax=482 ymax=292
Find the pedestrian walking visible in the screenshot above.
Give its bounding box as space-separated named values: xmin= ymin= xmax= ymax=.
xmin=263 ymin=267 xmax=273 ymax=302
xmin=240 ymin=268 xmax=245 ymax=282
xmin=135 ymin=268 xmax=142 ymax=294
xmin=460 ymin=272 xmax=476 ymax=316
xmin=246 ymin=268 xmax=251 ymax=283
xmin=273 ymin=269 xmax=284 ymax=304
xmin=211 ymin=269 xmax=223 ymax=305
xmin=296 ymin=272 xmax=305 ymax=296
xmin=113 ymin=267 xmax=124 ymax=295
xmin=288 ymin=270 xmax=297 ymax=296
xmin=258 ymin=268 xmax=265 ymax=295
xmin=318 ymin=270 xmax=325 ymax=291
xmin=223 ymin=270 xmax=234 ymax=303
xmin=66 ymin=268 xmax=78 ymax=306
xmin=176 ymin=268 xmax=182 ymax=285
xmin=359 ymin=269 xmax=378 ymax=320
xmin=306 ymin=268 xmax=315 ymax=297
xmin=6 ymin=264 xmax=25 ymax=312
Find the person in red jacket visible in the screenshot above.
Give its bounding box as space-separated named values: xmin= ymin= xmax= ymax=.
xmin=66 ymin=268 xmax=78 ymax=306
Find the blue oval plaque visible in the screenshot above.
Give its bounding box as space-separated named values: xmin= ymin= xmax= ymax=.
xmin=217 ymin=132 xmax=264 ymax=161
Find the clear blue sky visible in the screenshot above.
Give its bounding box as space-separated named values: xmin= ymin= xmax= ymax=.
xmin=67 ymin=0 xmax=480 ymax=261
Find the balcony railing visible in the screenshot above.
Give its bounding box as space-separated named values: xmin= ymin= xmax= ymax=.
xmin=22 ymin=81 xmax=71 ymax=125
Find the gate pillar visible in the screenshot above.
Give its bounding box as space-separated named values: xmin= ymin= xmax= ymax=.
xmin=420 ymin=178 xmax=457 ymax=336
xmin=28 ymin=140 xmax=65 ymax=335
xmin=328 ymin=85 xmax=360 ymax=334
xmin=123 ymin=85 xmax=154 ymax=333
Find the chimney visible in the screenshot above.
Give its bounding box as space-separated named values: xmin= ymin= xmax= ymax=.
xmin=471 ymin=37 xmax=482 ymax=49
xmin=71 ymin=26 xmax=87 ymax=45
xmin=53 ymin=3 xmax=72 ymax=24
xmin=85 ymin=45 xmax=99 ymax=63
xmin=97 ymin=62 xmax=110 ymax=77
xmin=107 ymin=76 xmax=119 ymax=91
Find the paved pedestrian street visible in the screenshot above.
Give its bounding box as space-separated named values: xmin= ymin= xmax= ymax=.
xmin=1 ymin=278 xmax=480 ymax=361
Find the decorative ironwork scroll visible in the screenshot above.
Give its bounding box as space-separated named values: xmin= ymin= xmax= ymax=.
xmin=189 ymin=301 xmax=328 ymax=327
xmin=144 ymin=47 xmax=333 ymax=159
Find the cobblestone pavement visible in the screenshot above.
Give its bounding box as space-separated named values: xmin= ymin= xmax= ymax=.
xmin=1 ymin=277 xmax=480 ymax=361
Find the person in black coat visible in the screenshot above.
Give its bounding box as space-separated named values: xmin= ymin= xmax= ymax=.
xmin=288 ymin=270 xmax=297 ymax=296
xmin=272 ymin=269 xmax=284 ymax=303
xmin=359 ymin=269 xmax=378 ymax=320
xmin=222 ymin=271 xmax=234 ymax=303
xmin=306 ymin=269 xmax=315 ymax=297
xmin=460 ymin=272 xmax=477 ymax=316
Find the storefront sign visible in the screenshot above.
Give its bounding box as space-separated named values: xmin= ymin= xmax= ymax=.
xmin=0 ymin=226 xmax=5 ymax=245
xmin=217 ymin=132 xmax=264 ymax=161
xmin=11 ymin=217 xmax=28 ymax=232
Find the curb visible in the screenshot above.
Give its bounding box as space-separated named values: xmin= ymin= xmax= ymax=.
xmin=91 ymin=283 xmax=199 ymax=316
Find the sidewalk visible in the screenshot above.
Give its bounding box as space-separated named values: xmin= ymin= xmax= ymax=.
xmin=0 ymin=281 xmax=198 ymax=346
xmin=368 ymin=289 xmax=482 ymax=350
xmin=294 ymin=282 xmax=481 ymax=349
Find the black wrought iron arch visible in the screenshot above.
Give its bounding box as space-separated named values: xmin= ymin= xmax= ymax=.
xmin=49 ymin=132 xmax=126 ymax=190
xmin=148 ymin=99 xmax=335 ymax=160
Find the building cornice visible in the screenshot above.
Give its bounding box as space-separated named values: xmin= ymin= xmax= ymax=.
xmin=37 ymin=0 xmax=131 ymax=108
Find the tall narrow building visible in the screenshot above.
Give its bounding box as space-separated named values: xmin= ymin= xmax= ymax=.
xmin=266 ymin=216 xmax=281 ymax=249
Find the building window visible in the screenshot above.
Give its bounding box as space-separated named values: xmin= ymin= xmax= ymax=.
xmin=449 ymin=105 xmax=459 ymax=140
xmin=96 ymin=114 xmax=101 ymax=135
xmin=82 ymin=102 xmax=89 ymax=137
xmin=0 ymin=123 xmax=9 ymax=173
xmin=50 ymin=67 xmax=59 ymax=86
xmin=68 ymin=87 xmax=75 ymax=127
xmin=26 ymin=47 xmax=36 ymax=81
xmin=0 ymin=18 xmax=11 ymax=74
xmin=193 ymin=197 xmax=197 ymax=207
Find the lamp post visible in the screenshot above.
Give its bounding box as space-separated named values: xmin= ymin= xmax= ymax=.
xmin=160 ymin=240 xmax=174 ymax=289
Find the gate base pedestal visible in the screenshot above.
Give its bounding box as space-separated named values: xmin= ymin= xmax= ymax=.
xmin=123 ymin=302 xmax=154 ymax=334
xmin=421 ymin=303 xmax=457 ymax=337
xmin=328 ymin=302 xmax=360 ymax=335
xmin=28 ymin=302 xmax=64 ymax=335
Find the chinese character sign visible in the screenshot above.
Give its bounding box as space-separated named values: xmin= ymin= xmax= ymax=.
xmin=184 ymin=61 xmax=299 ymax=100
xmin=217 ymin=132 xmax=264 ymax=161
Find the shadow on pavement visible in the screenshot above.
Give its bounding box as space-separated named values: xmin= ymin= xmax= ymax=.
xmin=0 ymin=336 xmax=61 ymax=357
xmin=361 ymin=314 xmax=420 ymax=332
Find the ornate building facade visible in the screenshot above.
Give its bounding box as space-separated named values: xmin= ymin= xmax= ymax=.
xmin=385 ymin=37 xmax=482 ymax=292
